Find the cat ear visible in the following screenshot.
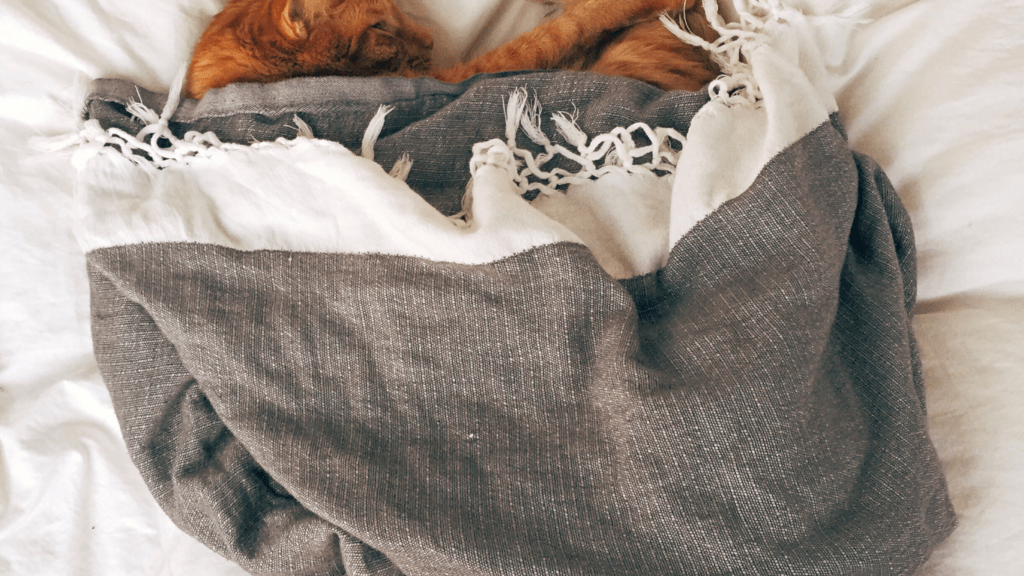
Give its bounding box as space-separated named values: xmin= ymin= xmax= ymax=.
xmin=278 ymin=0 xmax=338 ymax=41
xmin=278 ymin=0 xmax=341 ymax=40
xmin=276 ymin=0 xmax=307 ymax=41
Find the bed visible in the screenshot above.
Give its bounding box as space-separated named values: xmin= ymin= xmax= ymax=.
xmin=0 ymin=0 xmax=1021 ymax=574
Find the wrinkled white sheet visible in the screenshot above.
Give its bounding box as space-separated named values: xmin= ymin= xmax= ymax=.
xmin=0 ymin=0 xmax=1021 ymax=574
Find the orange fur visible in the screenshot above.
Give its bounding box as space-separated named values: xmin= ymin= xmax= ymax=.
xmin=187 ymin=0 xmax=717 ymax=99
xmin=187 ymin=0 xmax=434 ymax=98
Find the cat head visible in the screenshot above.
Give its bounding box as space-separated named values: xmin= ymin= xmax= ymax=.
xmin=187 ymin=0 xmax=434 ymax=98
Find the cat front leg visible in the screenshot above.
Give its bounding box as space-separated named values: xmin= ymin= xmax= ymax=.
xmin=431 ymin=0 xmax=703 ymax=83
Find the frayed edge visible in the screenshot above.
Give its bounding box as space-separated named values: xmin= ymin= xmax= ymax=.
xmin=39 ymin=64 xmax=229 ymax=172
xmin=360 ymin=104 xmax=393 ymax=161
xmin=660 ymin=0 xmax=785 ymax=107
xmin=487 ymin=88 xmax=685 ymax=197
xmin=389 ymin=153 xmax=414 ymax=182
xmin=35 ymin=67 xmax=414 ymax=181
xmin=292 ymin=115 xmax=315 ymax=139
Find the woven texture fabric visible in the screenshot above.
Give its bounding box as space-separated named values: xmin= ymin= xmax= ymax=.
xmin=84 ymin=73 xmax=955 ymax=575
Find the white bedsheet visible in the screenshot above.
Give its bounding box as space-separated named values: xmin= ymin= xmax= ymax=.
xmin=1 ymin=0 xmax=1021 ymax=573
xmin=821 ymin=2 xmax=1024 ymax=571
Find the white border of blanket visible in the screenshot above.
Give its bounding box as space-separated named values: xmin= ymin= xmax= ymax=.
xmin=664 ymin=0 xmax=838 ymax=242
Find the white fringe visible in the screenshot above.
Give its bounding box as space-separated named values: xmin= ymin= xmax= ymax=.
xmin=389 ymin=153 xmax=414 ymax=181
xmin=660 ymin=0 xmax=782 ymax=107
xmin=35 ymin=67 xmax=414 ymax=182
xmin=474 ymin=0 xmax=791 ymax=196
xmin=292 ymin=115 xmax=314 ymax=139
xmin=360 ymin=104 xmax=393 ymax=161
xmin=486 ymin=88 xmax=686 ymax=198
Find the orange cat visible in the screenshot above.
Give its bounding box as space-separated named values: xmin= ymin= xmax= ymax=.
xmin=186 ymin=0 xmax=717 ymax=99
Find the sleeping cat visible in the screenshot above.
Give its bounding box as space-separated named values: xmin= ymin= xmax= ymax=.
xmin=186 ymin=0 xmax=718 ymax=99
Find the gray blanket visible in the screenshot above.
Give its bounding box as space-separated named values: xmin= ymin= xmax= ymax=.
xmin=79 ymin=69 xmax=955 ymax=575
